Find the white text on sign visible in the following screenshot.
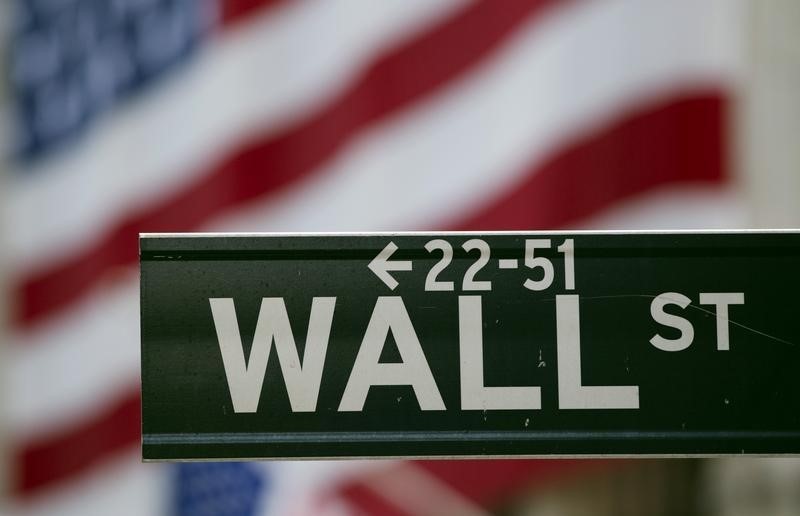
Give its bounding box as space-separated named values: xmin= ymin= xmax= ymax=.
xmin=209 ymin=240 xmax=744 ymax=414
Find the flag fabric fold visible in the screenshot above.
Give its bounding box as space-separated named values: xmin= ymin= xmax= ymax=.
xmin=3 ymin=0 xmax=748 ymax=514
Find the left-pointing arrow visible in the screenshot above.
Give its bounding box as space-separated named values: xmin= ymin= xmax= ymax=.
xmin=368 ymin=241 xmax=413 ymax=290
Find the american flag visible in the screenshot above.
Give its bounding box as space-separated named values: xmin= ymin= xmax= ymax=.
xmin=3 ymin=0 xmax=750 ymax=514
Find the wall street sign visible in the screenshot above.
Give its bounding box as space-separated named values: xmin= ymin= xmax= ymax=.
xmin=140 ymin=231 xmax=800 ymax=460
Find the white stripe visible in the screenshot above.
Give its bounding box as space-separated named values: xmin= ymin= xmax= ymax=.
xmin=208 ymin=0 xmax=746 ymax=234
xmin=5 ymin=0 xmax=471 ymax=274
xmin=360 ymin=463 xmax=491 ymax=516
xmin=6 ymin=0 xmax=747 ymax=438
xmin=7 ymin=451 xmax=169 ymax=516
xmin=255 ymin=461 xmax=389 ymax=516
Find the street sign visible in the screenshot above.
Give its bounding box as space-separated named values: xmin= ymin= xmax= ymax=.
xmin=141 ymin=231 xmax=800 ymax=460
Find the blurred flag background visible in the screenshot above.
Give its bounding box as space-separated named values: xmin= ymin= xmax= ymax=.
xmin=1 ymin=0 xmax=799 ymax=515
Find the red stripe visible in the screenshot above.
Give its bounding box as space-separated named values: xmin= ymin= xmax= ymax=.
xmin=14 ymin=0 xmax=561 ymax=329
xmin=12 ymin=389 xmax=140 ymax=496
xmin=11 ymin=91 xmax=728 ymax=497
xmin=452 ymin=92 xmax=727 ymax=231
xmin=219 ymin=0 xmax=286 ymax=27
xmin=412 ymin=459 xmax=603 ymax=505
xmin=336 ymin=482 xmax=414 ymax=516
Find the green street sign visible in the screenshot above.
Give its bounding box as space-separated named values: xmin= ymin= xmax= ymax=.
xmin=140 ymin=231 xmax=800 ymax=460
